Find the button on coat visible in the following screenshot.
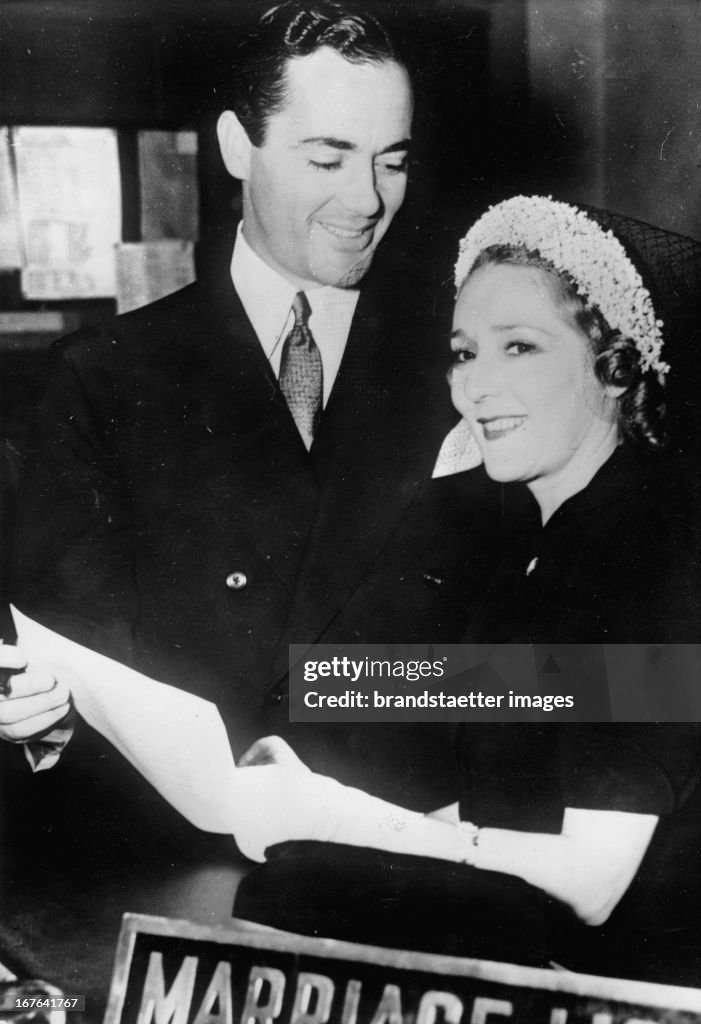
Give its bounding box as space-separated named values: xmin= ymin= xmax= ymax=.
xmin=226 ymin=571 xmax=248 ymax=591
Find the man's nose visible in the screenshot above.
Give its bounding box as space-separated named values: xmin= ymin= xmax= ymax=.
xmin=341 ymin=164 xmax=383 ymax=218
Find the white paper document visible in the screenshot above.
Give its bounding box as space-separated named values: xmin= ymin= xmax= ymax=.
xmin=14 ymin=126 xmax=122 ymax=298
xmin=0 ymin=127 xmax=23 ymax=269
xmin=11 ymin=606 xmax=239 ymax=835
xmin=116 ymin=240 xmax=195 ymax=314
xmin=10 ymin=608 xmax=435 ymax=864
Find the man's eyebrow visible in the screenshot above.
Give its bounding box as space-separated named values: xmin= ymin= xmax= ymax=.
xmin=299 ymin=137 xmax=355 ymax=150
xmin=381 ymin=139 xmax=412 ymax=154
xmin=297 ymin=137 xmax=412 ymax=153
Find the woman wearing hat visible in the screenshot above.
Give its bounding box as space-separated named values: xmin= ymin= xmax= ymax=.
xmin=235 ymin=197 xmax=701 ymax=982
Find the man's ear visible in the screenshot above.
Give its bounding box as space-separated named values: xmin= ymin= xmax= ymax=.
xmin=217 ymin=110 xmax=252 ymax=181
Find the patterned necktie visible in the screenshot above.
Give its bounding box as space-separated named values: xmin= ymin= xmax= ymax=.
xmin=279 ymin=291 xmax=323 ymax=449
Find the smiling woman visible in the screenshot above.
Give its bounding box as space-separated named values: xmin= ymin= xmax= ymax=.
xmin=450 ymin=259 xmax=622 ymax=523
xmin=449 ymin=195 xmax=695 ymax=645
xmin=440 ymin=196 xmax=701 ymax=978
xmin=450 ymin=199 xmax=668 ymax=527
xmin=235 ymin=197 xmax=701 ymax=985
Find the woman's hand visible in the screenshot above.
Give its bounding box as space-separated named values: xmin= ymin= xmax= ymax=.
xmin=237 ymin=735 xmax=310 ymax=772
xmin=472 ymin=807 xmax=658 ymax=925
xmin=0 ymin=647 xmax=72 ymax=743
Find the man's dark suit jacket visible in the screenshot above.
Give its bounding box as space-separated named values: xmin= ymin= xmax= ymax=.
xmin=11 ymin=251 xmax=501 ymax=813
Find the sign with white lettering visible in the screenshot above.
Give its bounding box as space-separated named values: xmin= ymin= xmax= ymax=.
xmin=105 ymin=914 xmax=701 ymax=1024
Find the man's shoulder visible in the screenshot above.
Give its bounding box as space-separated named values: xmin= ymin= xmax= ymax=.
xmin=54 ymin=281 xmax=213 ymax=364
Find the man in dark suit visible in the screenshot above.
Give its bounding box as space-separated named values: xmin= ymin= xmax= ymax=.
xmin=6 ymin=2 xmax=495 ymax=807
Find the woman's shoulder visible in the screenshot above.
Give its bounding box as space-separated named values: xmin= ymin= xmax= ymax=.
xmin=596 ymin=448 xmax=701 ymax=640
xmin=526 ymin=445 xmax=701 ymax=643
xmin=635 ymin=447 xmax=701 ymax=495
xmin=578 ymin=445 xmax=700 ymax=532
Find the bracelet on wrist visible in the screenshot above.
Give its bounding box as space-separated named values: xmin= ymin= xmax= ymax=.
xmin=456 ymin=820 xmax=480 ymax=866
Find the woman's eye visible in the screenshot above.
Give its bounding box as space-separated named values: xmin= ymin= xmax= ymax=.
xmin=452 ymin=349 xmax=475 ymax=364
xmin=506 ymin=341 xmax=537 ymax=356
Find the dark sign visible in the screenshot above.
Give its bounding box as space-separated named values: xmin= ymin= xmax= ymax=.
xmin=105 ymin=915 xmax=701 ymax=1024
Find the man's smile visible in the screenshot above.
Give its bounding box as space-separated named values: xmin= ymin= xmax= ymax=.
xmin=315 ymin=220 xmax=375 ymax=242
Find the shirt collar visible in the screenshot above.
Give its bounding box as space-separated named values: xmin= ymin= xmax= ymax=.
xmin=230 ymin=224 xmax=360 ymax=360
xmin=231 ymin=225 xmax=298 ymax=360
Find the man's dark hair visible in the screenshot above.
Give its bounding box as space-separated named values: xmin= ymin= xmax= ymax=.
xmin=229 ymin=2 xmax=403 ymax=146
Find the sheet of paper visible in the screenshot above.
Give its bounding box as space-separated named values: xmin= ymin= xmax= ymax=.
xmin=116 ymin=240 xmax=195 ymax=313
xmin=11 ymin=606 xmax=237 ymax=834
xmin=138 ymin=130 xmax=199 ymax=241
xmin=9 ymin=607 xmax=346 ymax=864
xmin=14 ymin=126 xmax=121 ymax=298
xmin=0 ymin=127 xmax=23 ymax=268
xmin=8 ymin=609 xmax=505 ymax=864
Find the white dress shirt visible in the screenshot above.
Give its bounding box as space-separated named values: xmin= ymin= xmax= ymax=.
xmin=231 ymin=224 xmax=359 ymax=408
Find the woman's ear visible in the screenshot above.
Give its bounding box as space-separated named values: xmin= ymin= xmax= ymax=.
xmin=594 ymin=346 xmax=632 ymax=401
xmin=217 ymin=110 xmax=252 ymax=181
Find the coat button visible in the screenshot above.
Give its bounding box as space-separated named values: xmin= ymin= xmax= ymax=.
xmin=226 ymin=570 xmax=248 ymax=591
xmin=267 ymin=690 xmax=285 ymax=706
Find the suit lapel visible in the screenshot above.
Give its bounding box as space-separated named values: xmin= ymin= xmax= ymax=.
xmin=183 ymin=275 xmax=320 ymax=591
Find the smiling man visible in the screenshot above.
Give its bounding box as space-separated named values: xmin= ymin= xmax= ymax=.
xmin=8 ymin=3 xmax=497 ymax=814
xmin=218 ymin=44 xmax=412 ymax=290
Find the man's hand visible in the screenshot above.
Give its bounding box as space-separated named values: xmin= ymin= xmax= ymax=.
xmin=237 ymin=735 xmax=310 ymax=772
xmin=0 ymin=647 xmax=72 ymax=743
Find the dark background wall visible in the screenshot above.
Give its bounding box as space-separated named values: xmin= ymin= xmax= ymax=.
xmin=521 ymin=0 xmax=700 ymax=238
xmin=1 ymin=0 xmax=697 ymax=239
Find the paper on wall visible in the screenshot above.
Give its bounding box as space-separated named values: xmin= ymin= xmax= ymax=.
xmin=138 ymin=130 xmax=199 ymax=242
xmin=0 ymin=127 xmax=23 ymax=269
xmin=116 ymin=240 xmax=195 ymax=314
xmin=14 ymin=127 xmax=121 ymax=299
